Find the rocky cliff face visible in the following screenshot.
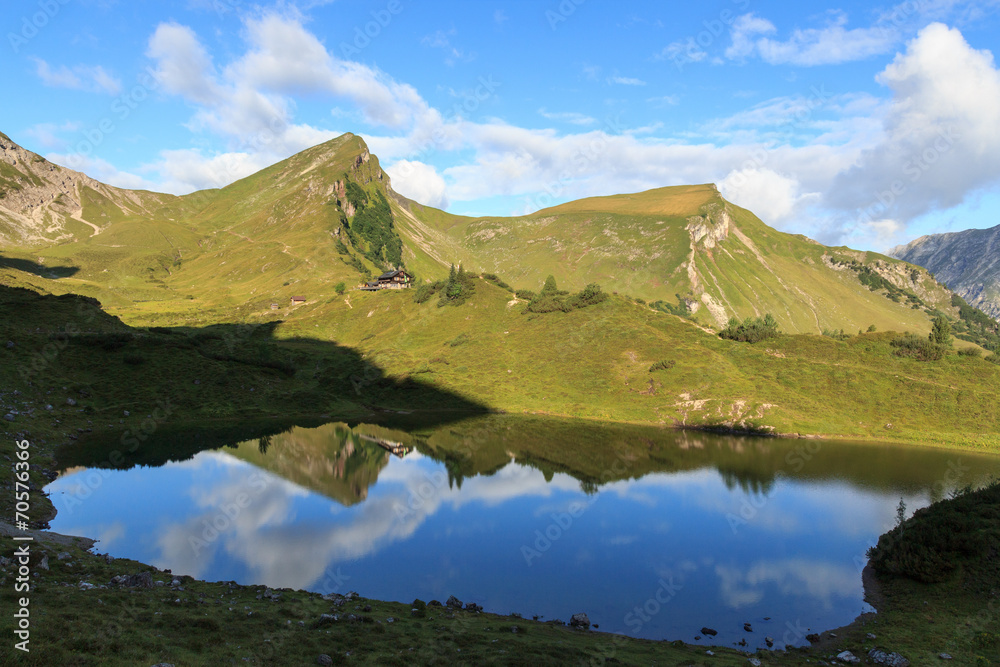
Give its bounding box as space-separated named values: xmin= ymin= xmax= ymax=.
xmin=888 ymin=226 xmax=1000 ymax=320
xmin=0 ymin=131 xmax=174 ymax=246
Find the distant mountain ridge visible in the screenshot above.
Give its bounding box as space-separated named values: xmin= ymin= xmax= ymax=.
xmin=888 ymin=226 xmax=1000 ymax=320
xmin=0 ymin=129 xmax=984 ymax=339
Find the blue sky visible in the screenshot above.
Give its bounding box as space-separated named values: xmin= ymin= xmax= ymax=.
xmin=3 ymin=0 xmax=1000 ymax=250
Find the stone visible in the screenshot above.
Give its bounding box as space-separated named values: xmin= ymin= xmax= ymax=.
xmin=744 ymin=622 xmax=753 ymax=632
xmin=938 ymin=654 xmax=953 ymax=660
xmin=44 ymin=405 xmax=53 ymax=411
xmin=428 ymin=599 xmax=442 ymax=607
xmin=705 ymin=650 xmax=714 ymax=656
xmin=867 ymin=633 xmax=878 ymax=640
xmin=66 ymin=398 xmax=76 ymax=406
xmin=103 ymin=553 xmax=115 ymax=564
xmin=317 ymin=614 xmax=337 ymax=626
xmin=79 ymin=582 xmax=95 ymax=590
xmin=120 ymin=572 xmax=153 ymax=588
xmin=465 ymin=602 xmax=483 ymax=613
xmin=123 ymin=410 xmax=130 ymax=417
xmin=868 ymin=648 xmax=911 ymax=666
xmin=446 ymin=595 xmax=463 ymax=609
xmin=316 ymin=655 xmax=334 ymax=666
xmin=748 ymin=659 xmax=762 ymax=667
xmin=6 ymin=341 xmax=14 ymax=348
xmin=3 ymin=414 xmax=14 ymax=422
xmin=765 ymin=636 xmax=774 ymax=648
xmin=837 ymin=650 xmax=860 ymax=664
xmin=701 ymin=627 xmax=718 ymax=636
xmin=38 ymin=554 xmax=49 ymax=571
xmin=569 ymin=613 xmax=590 ymax=629
xmin=806 ymin=633 xmax=821 ymax=643
xmin=57 ymin=552 xmax=72 ymax=561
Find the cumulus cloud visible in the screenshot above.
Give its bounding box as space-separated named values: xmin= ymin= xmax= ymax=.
xmin=719 ymin=167 xmax=818 ymax=224
xmin=829 ymin=23 xmax=1000 ymax=233
xmin=385 ymin=160 xmax=450 ymax=209
xmin=31 ymin=58 xmax=122 ymax=95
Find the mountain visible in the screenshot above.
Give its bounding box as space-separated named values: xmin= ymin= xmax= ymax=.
xmin=888 ymin=225 xmax=1000 ymax=320
xmin=0 ymin=130 xmax=983 ymax=338
xmin=390 ymin=179 xmax=961 ymax=335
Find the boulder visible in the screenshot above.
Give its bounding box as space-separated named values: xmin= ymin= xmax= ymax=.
xmin=743 ymin=622 xmax=753 ymax=632
xmin=868 ymin=648 xmax=911 ymax=666
xmin=701 ymin=627 xmax=718 ymax=636
xmin=837 ymin=650 xmax=860 ymax=664
xmin=446 ymin=595 xmax=463 ymax=609
xmin=569 ymin=613 xmax=590 ymax=629
xmin=316 ymin=655 xmax=333 ymax=666
xmin=465 ymin=602 xmax=483 ymax=613
xmin=765 ymin=636 xmax=774 ymax=648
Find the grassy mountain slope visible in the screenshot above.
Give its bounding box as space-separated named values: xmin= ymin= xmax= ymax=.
xmin=390 ymin=185 xmax=963 ymax=335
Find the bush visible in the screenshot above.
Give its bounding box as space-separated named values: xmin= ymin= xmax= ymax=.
xmin=447 ymin=333 xmax=469 ymax=347
xmin=719 ymin=314 xmax=780 ymax=343
xmin=524 ymin=279 xmax=607 ymax=314
xmin=439 ymin=265 xmax=475 ymax=306
xmin=335 ymin=282 xmax=346 ymax=295
xmin=649 ymin=359 xmax=675 ymax=372
xmin=986 ymin=353 xmax=1000 ymax=365
xmin=822 ymin=328 xmax=851 ymax=341
xmin=515 ymin=289 xmax=536 ymax=301
xmin=867 ymin=324 xmax=877 ymax=332
xmin=958 ymin=347 xmax=983 ymax=358
xmin=891 ymin=333 xmax=946 ymax=361
xmin=482 ymin=273 xmax=513 ymax=292
xmin=414 ymin=281 xmax=444 ymax=304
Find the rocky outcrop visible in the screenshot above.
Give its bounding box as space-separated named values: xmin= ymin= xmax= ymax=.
xmin=888 ymin=225 xmax=1000 ymax=320
xmin=0 ymin=131 xmax=173 ymax=245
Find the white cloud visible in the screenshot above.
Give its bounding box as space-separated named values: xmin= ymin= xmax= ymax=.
xmin=608 ymin=75 xmax=646 ymax=86
xmin=385 ymin=160 xmax=450 ymax=209
xmin=719 ymin=167 xmax=818 ymax=224
xmin=829 ymin=23 xmax=1000 ymax=233
xmin=538 ymin=108 xmax=598 ymax=126
xmin=725 ymin=14 xmax=776 ymax=60
xmin=726 ymin=11 xmax=897 ymax=65
xmin=31 ymin=58 xmax=122 ymax=95
xmin=655 ymin=38 xmax=708 ymax=66
xmin=24 ymin=121 xmax=81 ymax=150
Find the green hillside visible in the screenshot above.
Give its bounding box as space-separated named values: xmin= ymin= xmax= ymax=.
xmin=390 ymin=184 xmax=967 ymax=335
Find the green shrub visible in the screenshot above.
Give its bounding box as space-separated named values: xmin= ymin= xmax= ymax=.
xmin=634 ymin=297 xmax=646 ymax=305
xmin=335 ymin=282 xmax=346 ymax=295
xmin=867 ymin=324 xmax=877 ymax=332
xmin=414 ymin=281 xmax=444 ymax=304
xmin=649 ymin=359 xmax=675 ymax=372
xmin=868 ymin=480 xmax=1000 ymax=584
xmin=719 ymin=314 xmax=780 ymax=343
xmin=439 ymin=265 xmax=475 ymax=306
xmin=891 ymin=333 xmax=946 ymax=361
xmin=515 ymin=289 xmax=536 ymax=301
xmin=958 ymin=347 xmax=983 ymax=358
xmin=822 ymin=328 xmax=851 ymax=340
xmin=482 ymin=273 xmax=513 ymax=291
xmin=447 ymin=333 xmax=470 ymax=347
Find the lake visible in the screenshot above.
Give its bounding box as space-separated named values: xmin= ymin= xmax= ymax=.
xmin=45 ymin=416 xmax=1000 ymax=650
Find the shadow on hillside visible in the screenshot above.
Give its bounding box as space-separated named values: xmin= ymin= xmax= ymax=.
xmin=0 ymin=254 xmax=79 ymax=279
xmin=0 ymin=283 xmax=490 ymax=471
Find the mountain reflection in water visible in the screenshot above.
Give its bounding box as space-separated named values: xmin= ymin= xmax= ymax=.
xmin=46 ymin=416 xmax=1000 ymax=648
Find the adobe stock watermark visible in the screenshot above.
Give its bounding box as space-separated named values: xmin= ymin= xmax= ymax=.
xmin=581 ymin=576 xmax=683 ymax=665
xmin=8 ymin=0 xmax=71 ymax=53
xmin=667 ymin=0 xmax=752 ymax=72
xmin=723 ymin=83 xmax=833 ymax=192
xmin=855 ymin=126 xmax=959 ymax=228
xmin=63 ymin=66 xmax=162 ymax=171
xmin=726 ymin=439 xmax=822 ymax=534
xmin=188 ymin=469 xmax=271 ymax=555
xmin=520 ymin=448 xmax=633 ymax=565
xmin=517 ymin=113 xmax=627 ymax=214
xmin=545 ymin=0 xmax=586 ymax=30
xmin=60 ymin=397 xmax=176 ymax=514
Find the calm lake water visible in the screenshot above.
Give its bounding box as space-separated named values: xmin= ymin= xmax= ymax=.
xmin=45 ymin=417 xmax=1000 ymax=649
